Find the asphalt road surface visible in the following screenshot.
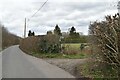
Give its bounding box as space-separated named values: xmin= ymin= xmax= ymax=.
xmin=2 ymin=45 xmax=75 ymax=78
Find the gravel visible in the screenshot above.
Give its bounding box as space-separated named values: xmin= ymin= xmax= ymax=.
xmin=44 ymin=58 xmax=88 ymax=78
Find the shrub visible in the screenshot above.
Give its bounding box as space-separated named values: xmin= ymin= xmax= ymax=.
xmin=63 ymin=49 xmax=79 ymax=55
xmin=39 ymin=34 xmax=61 ymax=53
xmin=19 ymin=36 xmax=40 ymax=53
xmin=62 ymin=45 xmax=79 ymax=55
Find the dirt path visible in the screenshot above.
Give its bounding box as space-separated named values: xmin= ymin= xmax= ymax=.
xmin=44 ymin=58 xmax=88 ymax=78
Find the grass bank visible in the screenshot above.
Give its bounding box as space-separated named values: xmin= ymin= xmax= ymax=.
xmin=30 ymin=52 xmax=89 ymax=59
xmin=77 ymin=60 xmax=119 ymax=79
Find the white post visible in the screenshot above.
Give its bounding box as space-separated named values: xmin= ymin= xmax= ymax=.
xmin=24 ymin=18 xmax=26 ymax=38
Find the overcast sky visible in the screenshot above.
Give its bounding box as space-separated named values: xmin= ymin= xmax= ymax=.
xmin=0 ymin=0 xmax=119 ymax=37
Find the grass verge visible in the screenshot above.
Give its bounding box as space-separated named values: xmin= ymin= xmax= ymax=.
xmin=77 ymin=60 xmax=118 ymax=80
xmin=30 ymin=52 xmax=89 ymax=59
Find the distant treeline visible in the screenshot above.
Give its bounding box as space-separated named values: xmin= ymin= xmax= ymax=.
xmin=0 ymin=24 xmax=21 ymax=49
xmin=28 ymin=25 xmax=88 ymax=43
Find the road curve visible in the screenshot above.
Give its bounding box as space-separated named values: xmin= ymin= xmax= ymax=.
xmin=2 ymin=45 xmax=75 ymax=78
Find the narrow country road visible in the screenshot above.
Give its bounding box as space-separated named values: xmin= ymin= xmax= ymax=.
xmin=2 ymin=45 xmax=75 ymax=78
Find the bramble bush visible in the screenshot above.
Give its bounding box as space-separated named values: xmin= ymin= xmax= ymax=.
xmin=89 ymin=13 xmax=120 ymax=78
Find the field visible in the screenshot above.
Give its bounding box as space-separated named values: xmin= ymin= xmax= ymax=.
xmin=62 ymin=43 xmax=81 ymax=50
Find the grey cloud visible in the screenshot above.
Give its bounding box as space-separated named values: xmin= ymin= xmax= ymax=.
xmin=61 ymin=2 xmax=107 ymax=11
xmin=1 ymin=0 xmax=118 ymax=37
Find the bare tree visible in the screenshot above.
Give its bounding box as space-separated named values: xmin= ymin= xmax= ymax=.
xmin=2 ymin=25 xmax=21 ymax=49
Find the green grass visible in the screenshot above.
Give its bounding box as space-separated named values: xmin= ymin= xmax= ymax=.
xmin=79 ymin=61 xmax=118 ymax=79
xmin=31 ymin=52 xmax=88 ymax=59
xmin=62 ymin=43 xmax=81 ymax=49
xmin=62 ymin=43 xmax=87 ymax=47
